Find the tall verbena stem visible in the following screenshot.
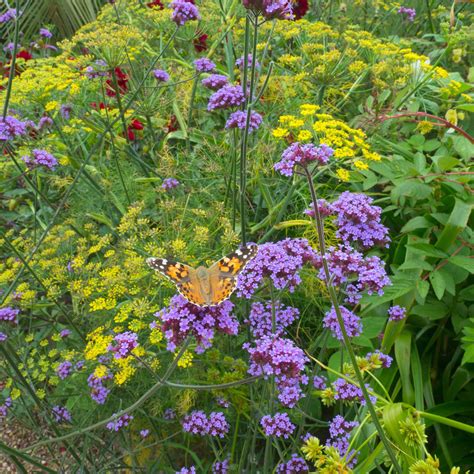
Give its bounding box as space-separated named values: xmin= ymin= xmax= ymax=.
xmin=239 ymin=13 xmax=259 ymax=245
xmin=301 ymin=164 xmax=403 ymax=473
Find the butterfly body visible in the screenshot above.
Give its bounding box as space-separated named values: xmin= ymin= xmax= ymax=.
xmin=147 ymin=244 xmax=258 ymax=307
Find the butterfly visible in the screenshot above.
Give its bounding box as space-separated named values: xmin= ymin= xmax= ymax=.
xmin=146 ymin=244 xmax=258 ymax=307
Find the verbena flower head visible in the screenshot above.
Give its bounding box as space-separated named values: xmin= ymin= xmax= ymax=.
xmin=242 ymin=0 xmax=294 ymax=20
xmin=52 ymin=405 xmax=71 ymax=423
xmin=0 ymin=8 xmax=17 ymax=23
xmin=332 ymin=192 xmax=390 ymax=249
xmin=155 ymin=295 xmax=238 ymax=353
xmin=398 ymin=6 xmax=416 ymax=21
xmin=0 ymin=332 xmax=7 ymax=343
xmin=388 ymin=305 xmax=406 ymax=321
xmin=212 ymin=458 xmax=229 ymax=474
xmin=366 ymin=350 xmax=392 ymax=368
xmin=235 ymin=54 xmax=260 ymax=70
xmin=194 ymin=57 xmax=216 ymax=73
xmin=207 ymin=84 xmax=245 ymax=111
xmin=162 ymin=177 xmax=180 ymax=190
xmin=140 ymin=429 xmax=150 ymax=438
xmin=0 ymin=116 xmax=30 ymax=140
xmin=108 ymin=331 xmax=138 ymax=359
xmin=39 ymin=27 xmax=53 ymax=38
xmin=182 ymin=410 xmax=229 ymax=437
xmin=333 ymin=378 xmax=376 ymax=405
xmin=225 ymin=110 xmax=262 ymax=132
xmin=237 ymin=238 xmax=317 ymax=299
xmin=23 ymin=149 xmax=58 ymax=170
xmin=0 ymin=307 xmax=19 ymax=323
xmin=0 ymin=397 xmax=12 ymax=417
xmin=245 ymin=335 xmax=308 ymax=407
xmin=57 ymin=360 xmax=73 ymax=380
xmin=208 ymin=412 xmax=230 ymax=437
xmin=88 ymin=371 xmax=112 ymax=404
xmin=201 ymin=74 xmax=228 ymax=90
xmin=153 ymin=69 xmax=170 ymax=82
xmin=276 ymin=454 xmax=309 ymax=473
xmin=176 ymin=467 xmax=196 ymax=474
xmin=326 ymin=415 xmax=359 ymax=467
xmin=245 ymin=301 xmax=299 ymax=338
xmin=260 ymin=412 xmax=295 ymax=438
xmin=313 ymin=375 xmax=327 ymax=390
xmin=170 ymin=0 xmax=200 ymax=26
xmin=38 ymin=116 xmax=53 ymax=129
xmin=106 ymin=413 xmax=134 ymax=431
xmin=60 ymin=329 xmax=71 ymax=338
xmin=274 ymin=143 xmax=333 ymax=177
xmin=164 ymin=408 xmax=177 ymax=419
xmin=323 ymin=306 xmax=362 ymax=341
xmin=304 ymin=199 xmax=334 ymax=218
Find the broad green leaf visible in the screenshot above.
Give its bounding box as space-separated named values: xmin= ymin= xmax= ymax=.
xmin=435 ymin=198 xmax=472 ymax=252
xmin=449 ymin=256 xmax=474 ymax=273
xmin=416 ymin=279 xmax=430 ymax=300
xmin=400 ymin=216 xmax=432 ymax=233
xmin=429 ymin=271 xmax=446 ymax=300
xmin=408 ymin=243 xmax=448 ymax=258
xmin=395 ymin=330 xmax=415 ymax=405
xmin=411 ymin=302 xmax=449 ymax=320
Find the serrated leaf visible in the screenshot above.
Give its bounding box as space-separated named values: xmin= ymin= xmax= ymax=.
xmin=408 ymin=243 xmax=448 ymax=258
xmin=429 ymin=271 xmax=446 ymax=299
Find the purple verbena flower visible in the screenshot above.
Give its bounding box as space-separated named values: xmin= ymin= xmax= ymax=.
xmin=225 ymin=110 xmax=263 ymax=132
xmin=0 ymin=332 xmax=7 ymax=343
xmin=332 ymin=192 xmax=390 ymax=249
xmin=388 ymin=305 xmax=406 ymax=322
xmin=39 ymin=28 xmax=53 ymax=38
xmin=23 ymin=149 xmax=58 ymax=170
xmin=182 ymin=410 xmax=209 ymax=435
xmin=108 ymin=331 xmax=138 ymax=359
xmin=276 ymin=454 xmax=309 ymax=473
xmin=398 ymin=6 xmax=416 ymax=21
xmin=170 ymin=0 xmax=200 ymax=25
xmin=235 ymin=54 xmax=260 ymax=70
xmin=194 ymin=58 xmax=216 ymax=73
xmin=313 ymin=375 xmax=327 ymax=390
xmin=162 ymin=177 xmax=180 ymax=190
xmin=207 ymin=84 xmax=245 ymax=111
xmin=0 ymin=8 xmax=17 ymax=24
xmin=242 ymin=0 xmax=294 ymax=20
xmin=0 ymin=116 xmax=30 ymax=141
xmin=60 ymin=329 xmax=71 ymax=338
xmin=323 ymin=305 xmax=362 ymax=341
xmin=155 ymin=295 xmax=238 ymax=353
xmin=245 ymin=300 xmax=299 ymax=338
xmin=56 ymin=361 xmax=73 ymax=380
xmin=153 ymin=69 xmax=170 ymax=82
xmin=208 ymin=412 xmax=230 ymax=437
xmin=176 ymin=467 xmax=196 ymax=474
xmin=87 ymin=372 xmax=112 ymax=405
xmin=0 ymin=398 xmax=12 ymax=418
xmin=60 ymin=104 xmax=72 ymax=119
xmin=140 ymin=429 xmax=150 ymax=438
xmin=260 ymin=413 xmax=295 ymax=438
xmin=106 ymin=413 xmax=134 ymax=431
xmin=274 ymin=143 xmax=333 ymax=177
xmin=38 ymin=116 xmax=53 ymax=129
xmin=212 ymin=458 xmax=229 ymax=474
xmin=304 ymin=199 xmax=334 ymax=218
xmin=201 ymin=74 xmax=229 ymax=90
xmin=52 ymin=405 xmax=71 ymax=423
xmin=0 ymin=307 xmax=19 ymax=323
xmin=164 ymin=408 xmax=177 ymax=419
xmin=366 ymin=350 xmax=392 ymax=368
xmin=333 ymin=378 xmax=376 ymax=405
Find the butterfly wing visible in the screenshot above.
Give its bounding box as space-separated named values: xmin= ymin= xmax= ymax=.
xmin=209 ymin=243 xmax=259 ymax=305
xmin=146 ymin=258 xmax=207 ymax=307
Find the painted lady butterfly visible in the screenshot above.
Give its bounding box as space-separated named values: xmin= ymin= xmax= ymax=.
xmin=146 ymin=244 xmax=258 ymax=307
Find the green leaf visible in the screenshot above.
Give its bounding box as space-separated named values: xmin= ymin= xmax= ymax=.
xmin=449 ymin=256 xmax=474 ymax=273
xmin=435 ymin=198 xmax=472 ymax=252
xmin=400 ymin=216 xmax=432 ymax=233
xmin=416 ymin=279 xmax=430 ymax=300
xmin=395 ymin=330 xmax=415 ymax=405
xmin=411 ymin=302 xmax=449 ymax=320
xmin=408 ymin=243 xmax=448 ymax=258
xmin=429 ymin=271 xmax=446 ymax=300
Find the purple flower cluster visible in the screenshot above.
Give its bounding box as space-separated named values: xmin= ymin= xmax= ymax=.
xmin=225 ymin=110 xmax=263 ymax=132
xmin=276 ymin=454 xmax=309 ymax=473
xmin=23 ymin=149 xmax=58 ymax=170
xmin=155 ymin=295 xmax=238 ymax=353
xmin=39 ymin=27 xmax=53 ymax=38
xmin=235 ymin=54 xmax=260 ymax=70
xmin=242 ymin=0 xmax=294 ymax=20
xmin=388 ymin=305 xmax=406 ymax=322
xmin=245 ymin=335 xmax=308 ymax=407
xmin=304 ymin=199 xmax=334 ymax=218
xmin=176 ymin=467 xmax=196 ymax=474
xmin=164 ymin=408 xmax=177 ymax=419
xmin=194 ymin=58 xmax=216 ymax=73
xmin=38 ymin=116 xmax=53 ymax=130
xmin=56 ymin=361 xmax=73 ymax=380
xmin=314 ymin=245 xmax=390 ymax=304
xmin=332 ymin=192 xmax=390 ymax=249
xmin=52 ymin=405 xmax=71 ymax=423
xmin=0 ymin=398 xmax=12 ymax=418
xmin=182 ymin=410 xmax=229 ymax=438
xmin=108 ymin=331 xmax=138 ymax=359
xmin=366 ymin=350 xmax=392 ymax=368
xmin=212 ymin=458 xmax=229 ymax=474
xmin=106 ymin=413 xmax=134 ymax=431
xmin=153 ymin=69 xmax=170 ymax=82
xmin=0 ymin=116 xmax=30 ymax=140
xmin=60 ymin=329 xmax=71 ymax=338
xmin=162 ymin=177 xmax=180 ymax=190
xmin=0 ymin=8 xmax=17 ymax=23
xmin=88 ymin=371 xmax=112 ymax=404
xmin=326 ymin=415 xmax=359 ymax=466
xmin=0 ymin=307 xmax=19 ymax=323
xmin=274 ymin=143 xmax=333 ymax=177
xmin=237 ymin=238 xmax=318 ymax=299
xmin=170 ymin=0 xmax=200 ymax=26
xmin=333 ymin=378 xmax=376 ymax=405
xmin=201 ymin=74 xmax=229 ymax=90
xmin=207 ymin=84 xmax=245 ymax=111
xmin=398 ymin=6 xmax=416 ymax=21
xmin=323 ymin=305 xmax=362 ymax=341
xmin=313 ymin=375 xmax=327 ymax=390
xmin=260 ymin=412 xmax=295 ymax=438
xmin=245 ymin=301 xmax=299 ymax=338
xmin=0 ymin=332 xmax=7 ymax=342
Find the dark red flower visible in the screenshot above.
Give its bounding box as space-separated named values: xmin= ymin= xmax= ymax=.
xmin=106 ymin=67 xmax=128 ymax=97
xmin=91 ymin=102 xmax=108 ymax=110
xmin=16 ymin=50 xmax=32 ymax=61
xmin=146 ymin=0 xmax=164 ymax=8
xmin=292 ymin=0 xmax=309 ymax=19
xmin=127 ymin=119 xmax=144 ymax=141
xmin=165 ymin=115 xmax=178 ymax=134
xmin=193 ymin=33 xmax=208 ymax=52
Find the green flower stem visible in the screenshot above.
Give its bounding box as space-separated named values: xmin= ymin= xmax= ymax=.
xmin=413 ymin=409 xmax=474 ymax=434
xmin=302 ymin=164 xmax=403 ymax=473
xmin=186 ymin=74 xmax=199 ymax=151
xmin=23 ymin=339 xmax=192 ymax=451
xmin=165 ymin=375 xmax=260 ymax=390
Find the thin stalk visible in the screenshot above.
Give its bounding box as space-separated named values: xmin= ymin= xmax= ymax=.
xmin=302 ymin=164 xmax=402 ymax=473
xmin=165 ymin=376 xmax=260 ymax=390
xmin=186 ymin=75 xmax=199 ymax=151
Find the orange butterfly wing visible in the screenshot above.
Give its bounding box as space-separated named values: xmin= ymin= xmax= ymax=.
xmin=146 ymin=258 xmax=207 ymax=307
